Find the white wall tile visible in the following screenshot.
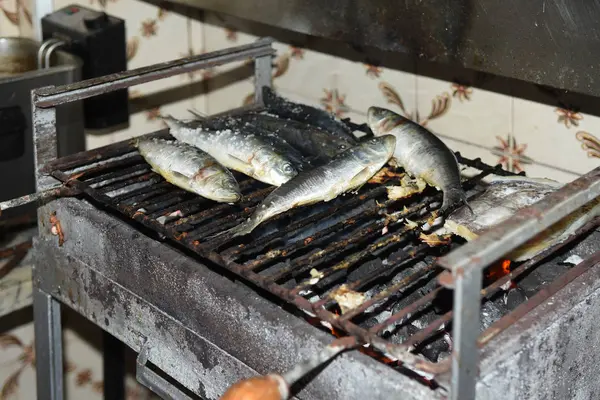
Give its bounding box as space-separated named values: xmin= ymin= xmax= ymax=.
xmin=513 ymin=98 xmax=598 ymax=175
xmin=416 ymin=75 xmax=511 ymax=150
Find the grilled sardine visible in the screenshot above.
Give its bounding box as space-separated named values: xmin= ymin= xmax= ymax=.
xmin=186 ymin=110 xmax=311 ymax=171
xmin=237 ymin=113 xmax=357 ymax=164
xmin=214 ymin=135 xmax=397 ymax=238
xmin=367 ymin=106 xmax=472 ymax=214
xmin=437 ymin=175 xmax=600 ymax=261
xmin=162 ymin=115 xmax=298 ymax=186
xmin=262 ymin=86 xmax=358 ymax=142
xmin=135 ymin=138 xmax=241 ymax=203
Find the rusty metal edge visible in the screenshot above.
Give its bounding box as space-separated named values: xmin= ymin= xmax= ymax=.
xmin=33 ymin=38 xmax=275 ymax=108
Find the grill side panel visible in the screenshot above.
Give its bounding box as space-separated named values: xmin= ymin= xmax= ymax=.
xmin=33 ymin=198 xmax=442 ymax=400
xmin=478 ymin=248 xmax=600 ymax=400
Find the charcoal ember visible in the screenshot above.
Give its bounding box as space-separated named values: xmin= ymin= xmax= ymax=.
xmin=480 ymin=300 xmax=505 ymax=332
xmin=437 ymin=351 xmax=451 ymax=362
xmin=516 ymin=264 xmax=569 ymax=298
xmin=420 ymin=336 xmax=450 ymax=363
xmin=517 ymin=230 xmax=600 ymax=297
xmin=348 ymin=258 xmax=383 ymax=283
xmin=504 ymin=286 xmax=528 ymax=311
xmin=387 ymin=322 xmax=419 ymax=345
xmin=384 ymin=247 xmax=411 ymax=267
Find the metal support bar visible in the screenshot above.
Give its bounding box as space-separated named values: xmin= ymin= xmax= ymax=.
xmin=34 ymin=38 xmax=275 ymax=108
xmin=0 ymin=185 xmax=79 ymax=214
xmin=438 ymin=166 xmax=600 ymax=273
xmin=438 ymin=166 xmax=600 ymax=400
xmin=136 ymin=342 xmax=195 ymax=400
xmin=450 ymin=267 xmax=481 ymax=400
xmin=32 ymin=90 xmax=59 ymax=191
xmin=103 ymin=332 xmax=125 ymax=400
xmin=253 ymin=49 xmax=274 ymax=105
xmin=33 ymin=288 xmax=63 ymax=400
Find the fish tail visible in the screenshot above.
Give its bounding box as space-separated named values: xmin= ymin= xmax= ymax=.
xmin=207 ymin=218 xmax=260 ymax=240
xmin=440 ymin=188 xmax=473 ymax=215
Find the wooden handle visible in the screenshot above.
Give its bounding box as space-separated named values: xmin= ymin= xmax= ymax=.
xmin=220 ymin=374 xmax=287 ymax=400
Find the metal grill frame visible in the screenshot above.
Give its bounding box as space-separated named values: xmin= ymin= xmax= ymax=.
xmin=29 ymin=38 xmax=600 ymax=400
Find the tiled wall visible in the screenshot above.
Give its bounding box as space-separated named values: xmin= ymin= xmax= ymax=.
xmin=197 ymin=12 xmax=600 ymax=184
xmin=1 ymin=3 xmax=599 ymax=399
xmin=0 ymin=0 xmax=34 ymax=37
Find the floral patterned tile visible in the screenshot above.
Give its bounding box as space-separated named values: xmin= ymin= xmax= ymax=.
xmin=0 ymin=0 xmax=28 ymax=37
xmin=512 ymin=97 xmax=600 ymax=175
xmin=202 ymin=11 xmax=257 ymax=74
xmin=416 ymin=75 xmax=511 ymax=150
xmin=188 ymin=14 xmax=209 ymax=114
xmin=205 ymin=76 xmax=254 ymax=115
xmin=270 ymin=45 xmax=344 ymax=104
xmin=0 ymin=317 xmax=156 ymax=399
xmin=334 ymin=57 xmax=417 ymax=118
xmin=438 ymin=135 xmax=578 ymax=183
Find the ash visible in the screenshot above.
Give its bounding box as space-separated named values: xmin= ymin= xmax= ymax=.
xmin=298 ymin=228 xmax=600 ymax=364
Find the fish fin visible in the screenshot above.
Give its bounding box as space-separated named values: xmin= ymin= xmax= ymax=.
xmin=171 ymin=168 xmax=193 ymax=180
xmin=226 ymin=153 xmax=254 ymax=172
xmin=348 ymin=167 xmax=376 ymax=193
xmin=440 ymin=188 xmax=473 ymax=216
xmin=351 ymin=182 xmax=367 ymax=194
xmin=207 ymin=218 xmax=259 ymax=240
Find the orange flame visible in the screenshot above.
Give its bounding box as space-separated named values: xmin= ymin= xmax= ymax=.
xmin=487 ymin=259 xmax=511 ymax=280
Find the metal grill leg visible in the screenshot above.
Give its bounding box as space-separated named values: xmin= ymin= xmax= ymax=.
xmin=103 ymin=331 xmax=125 ymax=400
xmin=253 ymin=39 xmax=274 ymax=105
xmin=450 ymin=267 xmax=482 ymax=400
xmin=33 ymin=288 xmax=63 ymax=400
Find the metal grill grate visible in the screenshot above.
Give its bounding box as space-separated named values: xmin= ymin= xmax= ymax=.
xmin=42 ymin=113 xmax=600 ymax=383
xmin=45 ymin=116 xmax=600 ymax=380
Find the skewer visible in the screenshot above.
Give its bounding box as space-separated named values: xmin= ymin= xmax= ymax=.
xmin=0 ymin=186 xmax=78 ymax=217
xmin=220 ymin=337 xmax=357 ymax=400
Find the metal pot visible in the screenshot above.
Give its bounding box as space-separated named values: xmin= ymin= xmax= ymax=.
xmin=0 ymin=37 xmax=84 ymax=216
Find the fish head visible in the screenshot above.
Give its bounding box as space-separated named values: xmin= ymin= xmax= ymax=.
xmin=367 ymin=107 xmax=405 ymax=135
xmin=254 ymin=149 xmax=298 ymax=186
xmin=352 ymin=135 xmax=396 ymax=164
xmin=191 ymin=166 xmax=242 ymax=203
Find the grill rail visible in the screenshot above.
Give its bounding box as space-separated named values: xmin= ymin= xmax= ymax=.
xmin=28 ymin=38 xmax=600 ymax=400
xmin=45 ymin=137 xmax=600 ymax=378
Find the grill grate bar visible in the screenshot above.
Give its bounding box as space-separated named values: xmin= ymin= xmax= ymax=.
xmin=85 ymin=163 xmax=150 ymax=187
xmin=225 ymin=186 xmax=388 ymax=260
xmin=284 ymin=170 xmax=490 ymax=297
xmin=47 ymin=109 xmax=578 ymax=381
xmin=97 ymin=173 xmax=159 ymax=196
xmin=113 ymin=182 xmax=173 ymax=205
xmin=338 ymin=256 xmax=438 ymax=320
xmin=405 ymin=217 xmax=600 ymax=349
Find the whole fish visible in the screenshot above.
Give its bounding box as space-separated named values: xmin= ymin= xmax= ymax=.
xmin=162 ymin=115 xmax=298 ymax=187
xmin=261 ymin=86 xmax=358 ymax=142
xmin=213 ymin=135 xmax=396 ymax=238
xmin=186 ymin=110 xmax=311 ymax=171
xmin=135 ymin=138 xmax=241 ymax=203
xmin=237 ymin=113 xmax=357 ymax=164
xmin=367 ymin=106 xmax=472 ymax=214
xmin=436 ymin=176 xmax=600 ymax=261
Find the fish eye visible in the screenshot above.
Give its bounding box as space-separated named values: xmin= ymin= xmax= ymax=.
xmin=282 ymin=163 xmax=295 ymax=174
xmin=339 ymin=144 xmax=347 ymax=149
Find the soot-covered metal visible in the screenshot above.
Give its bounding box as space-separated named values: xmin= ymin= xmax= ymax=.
xmin=43 ymin=107 xmax=600 ymax=381
xmin=27 ymin=39 xmax=600 ymax=400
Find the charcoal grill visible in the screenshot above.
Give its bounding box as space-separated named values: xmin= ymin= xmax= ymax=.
xmin=8 ymin=38 xmax=600 ymax=400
